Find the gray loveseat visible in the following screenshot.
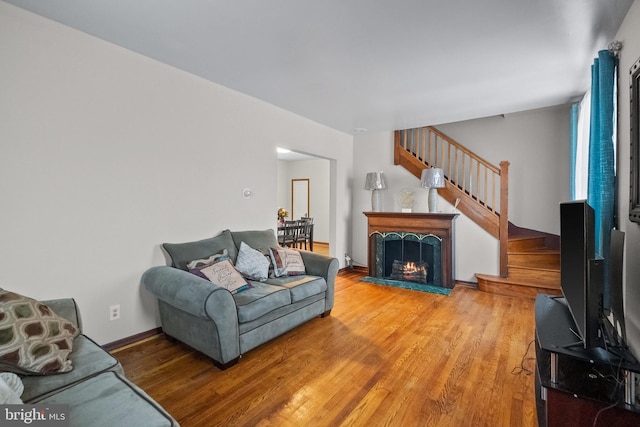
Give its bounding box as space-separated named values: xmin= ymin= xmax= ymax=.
xmin=142 ymin=229 xmax=339 ymax=370
xmin=10 ymin=298 xmax=179 ymax=427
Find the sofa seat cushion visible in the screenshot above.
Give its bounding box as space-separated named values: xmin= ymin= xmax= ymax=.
xmin=20 ymin=335 xmax=122 ymax=402
xmin=32 ymin=371 xmax=178 ymax=427
xmin=265 ymin=275 xmax=327 ymax=303
xmin=238 ymin=293 xmax=326 ymax=336
xmin=233 ymin=283 xmax=291 ymax=323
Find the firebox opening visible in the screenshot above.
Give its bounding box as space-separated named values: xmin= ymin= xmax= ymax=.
xmin=373 ymin=232 xmax=443 ymax=287
xmin=383 ymin=240 xmax=433 ymax=284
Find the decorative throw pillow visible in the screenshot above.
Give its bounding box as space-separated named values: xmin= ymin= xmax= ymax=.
xmin=189 ymin=258 xmax=250 ymax=294
xmin=230 ymin=230 xmax=279 ymax=256
xmin=269 ymin=247 xmax=306 ymax=277
xmin=0 ymin=372 xmax=23 ymax=404
xmin=186 ymin=249 xmax=229 ymax=270
xmin=163 ymin=229 xmax=237 ymax=271
xmin=235 ymin=242 xmax=270 ymax=281
xmin=0 ymin=290 xmax=79 ymax=375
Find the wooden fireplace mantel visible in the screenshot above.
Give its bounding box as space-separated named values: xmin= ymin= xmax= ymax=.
xmin=364 ymin=212 xmax=459 ymax=288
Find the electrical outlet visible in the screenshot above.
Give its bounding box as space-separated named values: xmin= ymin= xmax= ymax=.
xmin=345 ymin=253 xmax=352 ymax=268
xmin=109 ymin=304 xmax=120 ymax=321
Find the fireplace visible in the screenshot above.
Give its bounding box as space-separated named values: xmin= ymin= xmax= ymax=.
xmin=373 ymin=231 xmax=442 ymax=285
xmin=364 ymin=212 xmax=458 ymax=288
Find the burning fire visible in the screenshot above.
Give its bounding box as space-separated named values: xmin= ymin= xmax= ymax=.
xmin=404 ymin=262 xmax=420 ymax=273
xmin=390 ymin=259 xmax=429 ymax=284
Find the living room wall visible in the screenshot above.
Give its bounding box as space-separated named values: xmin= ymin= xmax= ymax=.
xmin=0 ymin=3 xmax=353 ymax=345
xmin=614 ymin=0 xmax=640 ymax=360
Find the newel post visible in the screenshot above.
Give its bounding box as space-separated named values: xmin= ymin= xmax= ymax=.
xmin=499 ymin=161 xmax=510 ymax=277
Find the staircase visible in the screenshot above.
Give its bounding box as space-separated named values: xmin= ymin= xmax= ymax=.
xmin=476 ymin=225 xmax=562 ymax=299
xmin=394 ymin=126 xmax=562 ymax=299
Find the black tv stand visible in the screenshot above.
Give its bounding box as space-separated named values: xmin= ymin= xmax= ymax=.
xmin=561 ymin=341 xmax=586 ymax=350
xmin=535 ymin=294 xmax=640 ymax=426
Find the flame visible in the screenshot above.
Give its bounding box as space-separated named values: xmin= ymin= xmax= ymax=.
xmin=404 ymin=262 xmax=417 ymax=272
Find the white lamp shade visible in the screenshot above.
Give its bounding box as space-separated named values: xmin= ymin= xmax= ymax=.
xmin=420 ymin=168 xmax=445 ymax=188
xmin=365 ymin=171 xmax=386 ymax=190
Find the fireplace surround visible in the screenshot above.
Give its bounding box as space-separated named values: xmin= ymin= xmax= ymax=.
xmin=373 ymin=231 xmax=441 ymax=285
xmin=364 ymin=212 xmax=458 ymax=288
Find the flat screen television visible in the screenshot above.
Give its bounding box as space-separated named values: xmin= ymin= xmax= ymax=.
xmin=560 ymin=200 xmax=603 ymax=349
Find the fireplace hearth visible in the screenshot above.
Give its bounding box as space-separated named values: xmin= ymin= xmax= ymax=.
xmin=364 ymin=212 xmax=458 ymax=289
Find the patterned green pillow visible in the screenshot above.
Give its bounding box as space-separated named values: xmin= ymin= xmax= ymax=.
xmin=0 ymin=290 xmax=79 ymax=375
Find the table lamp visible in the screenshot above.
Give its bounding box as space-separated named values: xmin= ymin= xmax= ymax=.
xmin=420 ymin=168 xmax=445 ymax=213
xmin=365 ymin=171 xmax=386 ymax=212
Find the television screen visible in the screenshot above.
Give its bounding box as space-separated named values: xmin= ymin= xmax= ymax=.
xmin=560 ymin=200 xmax=601 ymax=349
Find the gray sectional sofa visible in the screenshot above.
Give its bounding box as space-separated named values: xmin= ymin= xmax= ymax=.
xmin=17 ymin=298 xmax=179 ymax=427
xmin=142 ymin=229 xmax=339 ymax=369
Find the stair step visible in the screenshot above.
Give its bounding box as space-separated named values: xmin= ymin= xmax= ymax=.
xmin=507 ymin=265 xmax=560 ymax=285
xmin=508 ymin=236 xmax=546 ymax=251
xmin=508 ymin=249 xmax=560 ymax=269
xmin=476 ymin=273 xmax=562 ymax=300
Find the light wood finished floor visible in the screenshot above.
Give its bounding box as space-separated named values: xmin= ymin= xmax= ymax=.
xmin=312 ymin=241 xmax=329 ymax=256
xmin=114 ymin=270 xmax=538 ymax=426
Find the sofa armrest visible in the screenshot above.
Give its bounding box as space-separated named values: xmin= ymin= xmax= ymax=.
xmin=299 ymin=251 xmax=339 ymax=310
xmin=42 ymin=298 xmax=83 ymax=332
xmin=141 ymin=266 xmax=238 ymax=323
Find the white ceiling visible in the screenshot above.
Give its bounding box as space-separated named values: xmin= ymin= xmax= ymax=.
xmin=5 ymin=0 xmax=634 ymax=134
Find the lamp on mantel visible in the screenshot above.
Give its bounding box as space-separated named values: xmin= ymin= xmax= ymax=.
xmin=420 ymin=168 xmax=445 ymax=213
xmin=365 ymin=171 xmax=386 ymax=212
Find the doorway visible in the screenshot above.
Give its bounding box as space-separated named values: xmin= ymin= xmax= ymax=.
xmin=277 ymin=149 xmax=331 ymax=255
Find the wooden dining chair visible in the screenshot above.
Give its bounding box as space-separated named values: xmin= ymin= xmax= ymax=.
xmin=298 ymin=218 xmax=313 ymax=250
xmin=280 ymin=221 xmax=300 ymax=248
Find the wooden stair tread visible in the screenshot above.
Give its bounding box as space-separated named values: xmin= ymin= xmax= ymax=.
xmin=507 ymin=237 xmax=546 ymax=252
xmin=476 ymin=273 xmax=562 ymax=299
xmin=509 ymin=248 xmax=559 ymax=255
xmin=508 ymin=232 xmax=545 ymax=240
xmin=508 ymin=257 xmax=560 ymax=270
xmin=475 ymin=273 xmax=561 ymax=290
xmin=507 ymin=265 xmax=559 ymax=274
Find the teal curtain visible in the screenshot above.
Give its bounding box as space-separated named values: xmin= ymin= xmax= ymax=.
xmin=587 ymin=50 xmax=617 ymax=306
xmin=570 ymin=103 xmax=580 ymax=200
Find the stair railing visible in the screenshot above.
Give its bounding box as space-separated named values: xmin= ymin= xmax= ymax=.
xmin=394 ymin=126 xmax=510 ymax=277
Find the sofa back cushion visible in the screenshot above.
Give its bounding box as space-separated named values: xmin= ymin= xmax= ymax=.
xmin=230 ymin=230 xmax=278 ymax=261
xmin=163 ymin=229 xmax=237 ymax=271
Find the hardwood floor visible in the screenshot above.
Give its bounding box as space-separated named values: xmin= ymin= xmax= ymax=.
xmin=312 ymin=241 xmax=329 ymax=256
xmin=114 ymin=270 xmax=538 ymax=426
